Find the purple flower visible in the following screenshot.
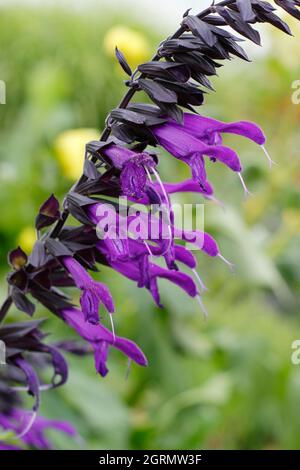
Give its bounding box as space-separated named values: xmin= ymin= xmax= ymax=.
xmin=92 ymin=217 xmax=228 ymax=315
xmin=61 ymin=307 xmax=148 ymax=377
xmin=127 ymin=177 xmax=214 ymax=205
xmin=95 ymin=239 xmax=198 ymax=308
xmin=102 ymin=144 xmax=156 ymax=199
xmin=179 ymin=113 xmax=266 ymax=146
xmin=88 ymin=202 xmax=220 ymax=257
xmin=152 ymin=119 xmax=242 ymax=189
xmin=0 ymin=408 xmax=76 ymax=450
xmin=177 ymin=113 xmax=274 ymax=170
xmin=62 ymin=256 xmax=114 ymax=324
xmin=87 ymin=201 xmax=230 ymax=313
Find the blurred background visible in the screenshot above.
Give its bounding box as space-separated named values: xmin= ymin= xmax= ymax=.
xmin=0 ymin=0 xmax=300 ymax=450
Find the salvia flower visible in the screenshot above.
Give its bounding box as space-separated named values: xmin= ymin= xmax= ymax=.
xmin=61 ymin=307 xmax=147 ymax=377
xmin=87 ymin=203 xmax=207 ymax=311
xmin=151 ymin=112 xmax=272 ymax=195
xmin=62 ymin=256 xmax=115 ymax=324
xmin=151 ymin=119 xmax=242 ymax=190
xmin=178 ymin=113 xmax=266 ymax=145
xmin=180 ymin=112 xmax=275 ymax=169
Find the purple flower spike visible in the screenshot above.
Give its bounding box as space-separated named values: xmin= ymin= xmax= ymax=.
xmin=62 ymin=256 xmax=114 ymax=324
xmin=62 ymin=308 xmax=148 ymax=376
xmin=0 ymin=1 xmax=299 ymax=444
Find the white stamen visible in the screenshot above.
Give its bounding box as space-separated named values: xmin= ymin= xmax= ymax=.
xmin=196 ymin=294 xmax=209 ymax=319
xmin=12 ymin=384 xmax=52 ymax=392
xmin=261 ymin=145 xmax=277 ymax=168
xmin=145 ymin=166 xmax=173 ymax=256
xmin=152 ymin=168 xmax=169 ymax=209
xmin=206 ymin=195 xmax=226 ymax=211
xmin=13 ymin=410 xmax=37 ymax=440
xmin=144 ymin=238 xmax=170 ymax=260
xmin=144 ymin=240 xmax=154 ymax=257
xmin=238 ymin=173 xmax=252 ymax=198
xmin=144 ymin=166 xmax=153 ymax=183
xmin=192 ymin=268 xmax=208 ymax=293
xmin=109 ymin=313 xmax=116 ymax=343
xmin=218 ymin=253 xmax=235 ymax=272
xmin=152 ymin=167 xmax=173 ymax=253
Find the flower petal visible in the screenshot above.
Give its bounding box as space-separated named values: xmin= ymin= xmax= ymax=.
xmin=182 ymin=113 xmax=266 ymax=145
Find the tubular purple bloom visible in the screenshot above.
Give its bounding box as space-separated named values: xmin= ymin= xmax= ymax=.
xmin=61 ymin=307 xmax=148 ymax=376
xmin=95 ymin=232 xmax=196 ymax=276
xmin=152 ymin=121 xmax=242 ymax=187
xmin=94 ymin=341 xmax=110 ymax=377
xmin=96 ymin=243 xmax=198 ymax=308
xmin=174 ymin=228 xmax=220 ymax=257
xmin=180 ymin=113 xmax=266 ymax=146
xmin=174 ymin=245 xmax=197 ymax=269
xmin=13 ymin=356 xmax=40 ymax=412
xmin=159 ymin=113 xmax=273 ymax=172
xmin=89 ymin=202 xmax=221 ymax=259
xmin=62 ymin=256 xmax=114 ymax=324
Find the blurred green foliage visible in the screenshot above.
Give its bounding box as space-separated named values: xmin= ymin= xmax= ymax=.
xmin=0 ymin=5 xmax=300 ymax=450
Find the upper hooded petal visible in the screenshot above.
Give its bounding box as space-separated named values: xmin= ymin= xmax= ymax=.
xmin=182 ymin=113 xmax=266 ymax=146
xmin=151 ymin=264 xmax=198 ymax=298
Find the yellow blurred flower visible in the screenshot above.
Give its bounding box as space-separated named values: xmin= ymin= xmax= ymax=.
xmin=54 ymin=128 xmax=100 ymax=180
xmin=17 ymin=227 xmax=36 ymax=254
xmin=104 ymin=25 xmax=150 ymax=70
